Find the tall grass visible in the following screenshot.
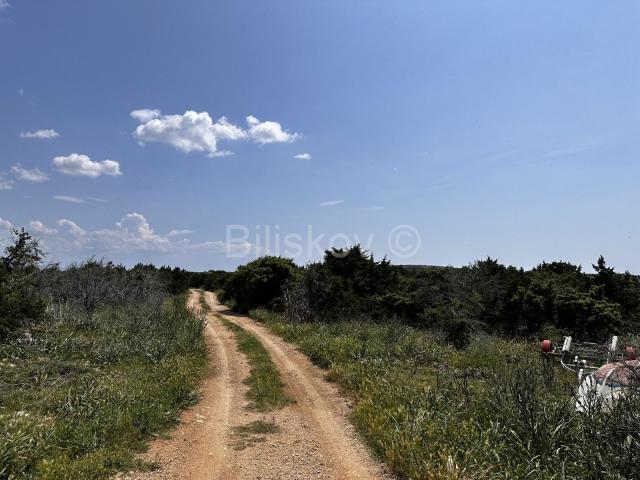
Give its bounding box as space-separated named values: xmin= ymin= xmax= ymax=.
xmin=252 ymin=309 xmax=640 ymax=480
xmin=0 ymin=295 xmax=206 ymax=479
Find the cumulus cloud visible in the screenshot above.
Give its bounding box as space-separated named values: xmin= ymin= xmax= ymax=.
xmin=130 ymin=109 xmax=161 ymax=123
xmin=56 ymin=219 xmax=85 ymax=237
xmin=53 ymin=154 xmax=122 ymax=177
xmin=246 ymin=115 xmax=297 ymax=144
xmin=1 ymin=213 xmax=256 ymax=261
xmin=131 ymin=109 xmax=297 ymax=155
xmin=293 ymin=153 xmax=312 ymax=160
xmin=319 ymin=200 xmax=344 ymax=207
xmin=212 ymin=116 xmax=248 ymax=141
xmin=54 ymin=195 xmax=85 ymax=204
xmin=21 ymin=129 xmax=60 ymax=140
xmin=54 ymin=213 xmax=253 ymax=256
xmin=133 ymin=110 xmax=243 ymax=154
xmin=11 ymin=164 xmax=49 ymax=182
xmin=55 ymin=213 xmax=168 ymax=252
xmin=113 ymin=213 xmax=170 ymax=251
xmin=29 ymin=220 xmax=57 ymax=235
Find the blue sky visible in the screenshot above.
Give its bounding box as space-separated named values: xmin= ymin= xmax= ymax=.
xmin=1 ymin=1 xmax=639 ymax=272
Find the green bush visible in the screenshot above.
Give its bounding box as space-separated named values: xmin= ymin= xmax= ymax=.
xmin=270 ymin=249 xmax=639 ymax=341
xmin=0 ymin=229 xmax=46 ymax=337
xmin=222 ymin=256 xmax=297 ymax=312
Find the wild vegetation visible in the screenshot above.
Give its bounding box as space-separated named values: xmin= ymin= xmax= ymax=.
xmin=0 ymin=230 xmax=206 ymax=479
xmin=3 ymin=225 xmax=639 ymax=479
xmin=217 ymin=247 xmax=640 ymax=479
xmin=219 ymin=246 xmax=640 ymax=346
xmin=252 ymin=309 xmax=640 ymax=480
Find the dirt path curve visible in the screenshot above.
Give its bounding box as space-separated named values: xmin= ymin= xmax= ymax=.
xmin=204 ymin=291 xmax=393 ymax=480
xmin=123 ymin=290 xmax=392 ymax=480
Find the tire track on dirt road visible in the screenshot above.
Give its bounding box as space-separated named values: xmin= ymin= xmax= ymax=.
xmin=123 ymin=290 xmax=240 ymax=480
xmin=123 ymin=291 xmax=392 ymax=480
xmin=204 ymin=291 xmax=393 ymax=480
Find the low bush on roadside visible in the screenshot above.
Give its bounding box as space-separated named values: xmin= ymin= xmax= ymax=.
xmin=220 ymin=256 xmax=298 ymax=312
xmin=252 ymin=308 xmax=640 ymax=480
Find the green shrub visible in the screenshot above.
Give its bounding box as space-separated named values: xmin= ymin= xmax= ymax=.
xmin=222 ymin=256 xmax=297 ymax=312
xmin=0 ymin=229 xmax=46 ymax=337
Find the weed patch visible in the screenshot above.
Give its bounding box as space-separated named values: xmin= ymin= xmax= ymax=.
xmin=231 ymin=420 xmax=280 ymax=450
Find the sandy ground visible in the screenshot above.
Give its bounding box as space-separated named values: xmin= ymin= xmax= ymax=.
xmin=121 ymin=290 xmax=393 ymax=480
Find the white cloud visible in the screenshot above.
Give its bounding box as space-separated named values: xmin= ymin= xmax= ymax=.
xmin=54 ymin=213 xmax=252 ymax=255
xmin=11 ymin=164 xmax=49 ymax=182
xmin=0 ymin=218 xmax=12 ymax=230
xmin=167 ymin=229 xmax=194 ymax=237
xmin=113 ymin=213 xmax=169 ymax=251
xmin=29 ymin=220 xmax=57 ymax=235
xmin=539 ymin=141 xmax=600 ymax=160
xmin=0 ymin=1 xmax=10 ymax=9
xmin=319 ymin=200 xmax=344 ymax=207
xmin=133 ymin=110 xmax=245 ymax=154
xmin=208 ymin=150 xmax=235 ymax=158
xmin=130 ymin=109 xmax=161 ymax=123
xmin=53 ymin=154 xmax=122 ymax=177
xmin=188 ymin=239 xmax=254 ymax=256
xmin=293 ymin=153 xmax=312 ymax=160
xmin=21 ymin=129 xmax=60 ymax=140
xmin=54 ymin=195 xmax=85 ymax=204
xmin=211 ymin=116 xmax=248 ymax=141
xmin=0 ymin=172 xmax=14 ymax=191
xmin=56 ymin=219 xmax=85 ymax=237
xmin=56 ymin=213 xmax=168 ymax=252
xmin=1 ymin=213 xmax=255 ymax=260
xmin=131 ymin=109 xmax=298 ymax=155
xmin=246 ymin=115 xmax=298 ymax=144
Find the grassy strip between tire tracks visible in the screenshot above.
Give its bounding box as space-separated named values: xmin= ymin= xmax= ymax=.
xmin=199 ymin=291 xmax=292 ymax=412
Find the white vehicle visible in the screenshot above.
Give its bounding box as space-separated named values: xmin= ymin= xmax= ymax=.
xmin=541 ymin=336 xmax=639 ymax=411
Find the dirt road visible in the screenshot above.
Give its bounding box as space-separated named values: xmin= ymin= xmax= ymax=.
xmin=123 ymin=290 xmax=391 ymax=480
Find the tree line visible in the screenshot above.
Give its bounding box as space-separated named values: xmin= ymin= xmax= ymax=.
xmin=2 ymin=227 xmax=638 ymax=347
xmin=217 ymin=246 xmax=640 ymax=347
xmin=0 ymin=228 xmax=220 ymax=337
